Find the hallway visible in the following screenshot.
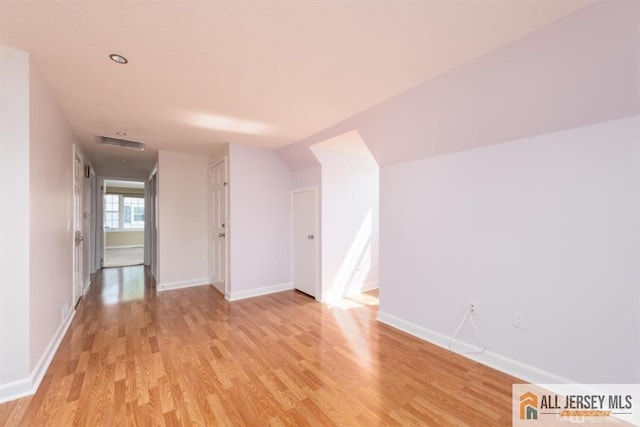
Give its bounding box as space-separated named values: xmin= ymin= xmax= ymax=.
xmin=103 ymin=247 xmax=145 ymax=268
xmin=0 ymin=266 xmax=518 ymax=425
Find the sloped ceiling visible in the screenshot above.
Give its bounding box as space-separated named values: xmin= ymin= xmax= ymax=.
xmin=280 ymin=0 xmax=638 ymax=170
xmin=0 ymin=0 xmax=591 ymax=172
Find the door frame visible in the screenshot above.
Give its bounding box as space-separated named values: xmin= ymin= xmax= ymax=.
xmin=145 ymin=166 xmax=158 ymax=279
xmin=97 ymin=176 xmax=147 ymax=269
xmin=209 ymin=158 xmax=229 ymax=296
xmin=291 ymin=186 xmax=321 ymax=300
xmin=88 ymin=167 xmax=97 ymax=274
xmin=72 ymin=145 xmax=85 ymax=306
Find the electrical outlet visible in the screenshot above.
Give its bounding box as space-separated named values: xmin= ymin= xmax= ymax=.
xmin=513 ymin=310 xmax=525 ymax=328
xmin=469 ymin=300 xmax=478 ymax=314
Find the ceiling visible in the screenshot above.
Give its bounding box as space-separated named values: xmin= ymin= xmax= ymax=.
xmin=0 ymin=0 xmax=592 ymax=173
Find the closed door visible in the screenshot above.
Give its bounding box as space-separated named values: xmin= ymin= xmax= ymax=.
xmin=210 ymin=161 xmax=227 ymax=289
xmin=73 ymin=151 xmax=83 ymax=305
xmin=292 ymin=188 xmax=318 ymax=297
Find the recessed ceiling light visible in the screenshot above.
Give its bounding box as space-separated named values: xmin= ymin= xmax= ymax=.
xmin=109 ymin=54 xmax=128 ymax=64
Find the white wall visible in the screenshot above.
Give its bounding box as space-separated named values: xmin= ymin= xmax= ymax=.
xmin=275 ymin=1 xmax=639 ymax=384
xmin=0 ymin=47 xmax=78 ymax=403
xmin=228 ymin=143 xmax=292 ymax=297
xmin=292 ymin=166 xmax=321 ymax=189
xmin=0 ymin=46 xmax=31 ymax=390
xmin=157 ymin=151 xmax=209 ymax=290
xmin=28 ymin=58 xmax=76 ymax=372
xmin=379 ymin=117 xmax=640 ymax=383
xmin=310 ymin=132 xmax=379 ymax=300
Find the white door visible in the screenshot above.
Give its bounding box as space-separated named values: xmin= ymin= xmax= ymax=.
xmin=210 ymin=161 xmax=227 ymax=291
xmin=292 ymin=188 xmax=318 ymax=297
xmin=73 ymin=151 xmax=84 ymax=305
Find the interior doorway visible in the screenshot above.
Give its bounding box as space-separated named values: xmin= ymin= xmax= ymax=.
xmin=309 ymin=130 xmax=380 ymax=302
xmin=72 ymin=148 xmax=84 ymax=306
xmin=102 ymin=179 xmax=146 ymax=268
xmin=209 ymin=160 xmax=228 ymax=294
xmin=292 ymin=187 xmax=319 ymax=298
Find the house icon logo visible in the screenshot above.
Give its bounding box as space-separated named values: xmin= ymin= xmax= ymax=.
xmin=520 ymin=392 xmax=538 ymax=420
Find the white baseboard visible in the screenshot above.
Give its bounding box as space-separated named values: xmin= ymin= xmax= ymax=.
xmin=105 ymin=244 xmax=144 ymax=249
xmin=29 ymin=309 xmax=76 ymax=396
xmin=226 ymin=282 xmax=293 ymax=302
xmin=157 ymin=277 xmax=209 ymax=292
xmin=83 ymin=277 xmax=91 ymax=295
xmin=0 ymin=308 xmax=76 ymax=404
xmin=376 ymin=311 xmax=573 ymax=385
xmin=0 ymin=378 xmax=32 ymax=405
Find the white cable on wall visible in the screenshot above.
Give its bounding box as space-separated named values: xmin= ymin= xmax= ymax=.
xmin=448 ymin=307 xmax=486 ymax=355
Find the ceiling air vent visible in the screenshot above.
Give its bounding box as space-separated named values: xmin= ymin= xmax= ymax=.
xmin=97 ymin=136 xmax=145 ymax=151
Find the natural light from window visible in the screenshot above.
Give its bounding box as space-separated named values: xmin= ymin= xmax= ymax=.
xmin=327 ymin=209 xmax=373 ymax=305
xmin=104 ymin=193 xmax=145 ymax=230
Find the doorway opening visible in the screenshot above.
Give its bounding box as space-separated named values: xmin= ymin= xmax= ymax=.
xmin=103 ymin=179 xmax=145 ymax=268
xmin=73 ymin=148 xmax=85 ymax=306
xmin=209 ymin=159 xmax=228 ymax=295
xmin=308 ymin=130 xmax=380 ymax=303
xmin=292 ymin=187 xmax=319 ymax=298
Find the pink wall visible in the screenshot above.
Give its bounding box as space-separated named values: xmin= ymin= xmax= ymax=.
xmin=277 ymin=0 xmax=640 ymax=384
xmin=157 ymin=150 xmax=210 ymax=289
xmin=29 ymin=58 xmax=76 ymax=370
xmin=0 ymin=46 xmax=79 ymax=402
xmin=279 ymin=0 xmax=639 ymax=169
xmin=228 ymin=143 xmax=292 ymax=295
xmin=292 ymin=166 xmax=321 ymax=190
xmin=379 ymin=116 xmax=640 ymax=383
xmin=0 ymin=46 xmax=31 ymax=391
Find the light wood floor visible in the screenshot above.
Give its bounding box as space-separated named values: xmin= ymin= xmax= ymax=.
xmin=0 ymin=266 xmax=521 ymax=426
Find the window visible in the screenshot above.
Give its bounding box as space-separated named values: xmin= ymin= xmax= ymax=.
xmin=105 ymin=194 xmax=120 ymax=229
xmin=104 ymin=194 xmax=144 ymax=230
xmin=123 ymin=197 xmax=145 ymax=229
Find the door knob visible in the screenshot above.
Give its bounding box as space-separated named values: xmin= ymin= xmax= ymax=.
xmin=218 ymin=233 xmax=226 ymax=238
xmin=307 ymin=234 xmax=314 ymax=240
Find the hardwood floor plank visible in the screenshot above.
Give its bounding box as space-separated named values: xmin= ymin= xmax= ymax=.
xmin=0 ymin=265 xmax=523 ymax=426
xmin=162 ymin=409 xmax=180 ymax=427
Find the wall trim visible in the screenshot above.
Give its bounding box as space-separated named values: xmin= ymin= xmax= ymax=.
xmin=0 ymin=378 xmax=32 ymax=405
xmin=83 ymin=277 xmax=91 ymax=295
xmin=376 ymin=311 xmax=573 ymax=385
xmin=0 ymin=308 xmax=76 ymax=404
xmin=157 ymin=277 xmax=209 ymax=292
xmin=226 ymin=282 xmax=294 ymax=302
xmin=29 ymin=309 xmax=76 ymax=397
xmin=105 ymin=244 xmax=144 ymax=249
